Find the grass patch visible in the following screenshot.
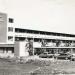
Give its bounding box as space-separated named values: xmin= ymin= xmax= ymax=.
xmin=26 ymin=59 xmax=51 ymax=67
xmin=0 ymin=58 xmax=39 ymax=75
xmin=0 ymin=57 xmax=75 ymax=75
xmin=30 ymin=60 xmax=75 ymax=75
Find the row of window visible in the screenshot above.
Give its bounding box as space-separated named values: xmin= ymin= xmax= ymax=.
xmin=15 ymin=28 xmax=75 ymax=37
xmin=0 ymin=48 xmax=14 ymax=53
xmin=8 ymin=18 xmax=13 ymax=41
xmin=8 ymin=36 xmax=75 ymax=47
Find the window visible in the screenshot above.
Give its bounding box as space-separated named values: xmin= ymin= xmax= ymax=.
xmin=8 ymin=36 xmax=13 ymax=41
xmin=0 ymin=16 xmax=4 ymax=22
xmin=0 ymin=48 xmax=4 ymax=53
xmin=9 ymin=18 xmax=14 ymax=23
xmin=8 ymin=27 xmax=13 ymax=32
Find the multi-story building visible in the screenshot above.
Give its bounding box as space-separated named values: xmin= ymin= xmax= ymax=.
xmin=0 ymin=12 xmax=75 ymax=57
xmin=0 ymin=12 xmax=15 ymax=57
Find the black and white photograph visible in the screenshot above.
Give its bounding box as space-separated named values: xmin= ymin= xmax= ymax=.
xmin=0 ymin=0 xmax=75 ymax=75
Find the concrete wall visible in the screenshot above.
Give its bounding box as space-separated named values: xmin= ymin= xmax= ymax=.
xmin=14 ymin=42 xmax=19 ymax=56
xmin=14 ymin=41 xmax=29 ymax=57
xmin=0 ymin=13 xmax=7 ymax=43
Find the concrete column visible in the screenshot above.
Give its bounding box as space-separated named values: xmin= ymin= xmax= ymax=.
xmin=33 ymin=38 xmax=34 ymax=55
xmin=71 ymin=48 xmax=73 ymax=54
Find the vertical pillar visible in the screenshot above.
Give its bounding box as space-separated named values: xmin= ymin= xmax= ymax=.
xmin=4 ymin=48 xmax=7 ymax=53
xmin=33 ymin=38 xmax=34 ymax=55
xmin=71 ymin=48 xmax=73 ymax=54
xmin=56 ymin=48 xmax=58 ymax=54
xmin=4 ymin=48 xmax=7 ymax=57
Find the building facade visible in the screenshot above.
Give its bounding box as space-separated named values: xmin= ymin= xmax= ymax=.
xmin=0 ymin=12 xmax=75 ymax=57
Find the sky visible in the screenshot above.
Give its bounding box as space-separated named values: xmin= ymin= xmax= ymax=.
xmin=0 ymin=0 xmax=75 ymax=34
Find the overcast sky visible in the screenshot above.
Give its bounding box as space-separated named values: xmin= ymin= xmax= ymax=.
xmin=0 ymin=0 xmax=75 ymax=34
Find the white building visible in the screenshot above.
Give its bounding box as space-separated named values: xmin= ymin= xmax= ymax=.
xmin=0 ymin=12 xmax=75 ymax=57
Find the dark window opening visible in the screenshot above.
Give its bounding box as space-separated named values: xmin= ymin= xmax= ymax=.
xmin=8 ymin=36 xmax=13 ymax=41
xmin=8 ymin=27 xmax=13 ymax=32
xmin=9 ymin=18 xmax=14 ymax=23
